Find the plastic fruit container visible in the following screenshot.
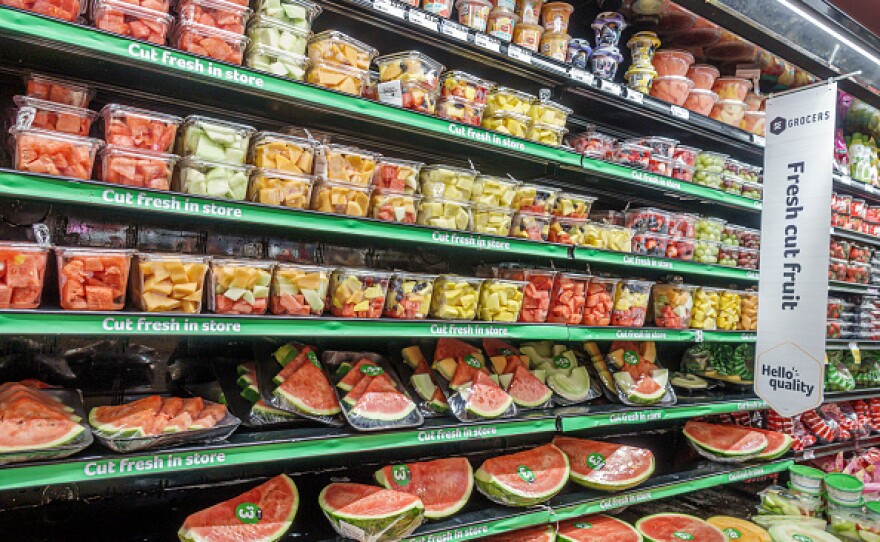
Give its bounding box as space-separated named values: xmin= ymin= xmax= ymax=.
xmin=505 ymin=268 xmax=554 ymax=323
xmin=614 ymin=141 xmax=651 ymax=169
xmin=826 ymin=320 xmax=842 ymax=339
xmin=310 ymin=179 xmax=372 ymax=216
xmin=528 ymin=100 xmax=571 ymax=128
xmin=737 ymin=247 xmax=759 ymax=269
xmin=631 ymin=232 xmax=668 ymax=257
xmin=739 ymin=228 xmax=760 ymax=249
xmin=208 ymin=259 xmax=274 ymax=315
xmin=569 ymin=131 xmax=616 ymax=159
xmin=436 ymin=96 xmax=486 ymax=126
xmin=512 ymin=22 xmax=543 ymax=51
xmin=710 ymin=99 xmax=747 ymax=126
xmin=693 ymin=150 xmax=727 ymax=189
xmin=0 ymin=243 xmax=49 ymax=309
xmin=470 ymin=175 xmax=519 ymax=207
xmin=175 ymin=156 xmax=253 ymax=200
xmin=582 ymin=276 xmax=616 ymax=326
xmin=4 ymin=0 xmax=86 ymax=20
xmin=717 ymin=244 xmax=739 ymax=266
xmin=485 ymin=87 xmax=534 ymax=116
xmin=389 ymin=81 xmax=439 ymax=114
xmin=319 ymin=144 xmax=379 ymax=186
xmin=249 ymin=131 xmax=316 ymax=174
xmin=271 ymin=263 xmax=331 ymax=316
xmin=247 ymin=30 xmax=310 ymax=78
xmin=481 ymin=111 xmax=530 ymax=138
xmin=720 ymin=224 xmax=740 ymax=246
xmin=253 ymin=0 xmax=319 ymax=27
xmin=430 ymin=275 xmax=483 ymax=320
xmin=179 ymin=0 xmax=250 ymax=33
xmin=627 ymin=30 xmax=660 ymax=65
xmin=690 ymin=286 xmax=721 ymax=329
xmin=305 ymin=61 xmax=366 ymax=95
xmin=669 ymin=213 xmax=696 ymax=238
xmin=12 ymin=95 xmax=96 ymax=136
xmin=362 ymin=70 xmax=378 ymax=100
xmin=625 ymin=65 xmax=657 ymax=94
xmin=552 ymin=192 xmax=594 ymax=218
xmin=721 ymin=173 xmax=743 ymax=196
xmin=477 ymin=279 xmax=526 ymax=321
xmin=647 ymin=155 xmax=673 ymax=176
xmin=97 ymin=146 xmax=178 ymax=190
xmin=591 ymin=45 xmax=622 ymax=80
xmin=827 ymin=298 xmax=844 ymax=320
xmin=652 ymin=49 xmax=694 ymax=77
xmin=584 ymin=223 xmax=632 ymax=252
xmin=372 ymin=158 xmax=423 ymax=194
xmin=642 ymin=136 xmax=678 ymax=159
xmin=471 ymin=204 xmax=514 ymax=235
xmin=440 ymin=71 xmax=492 ymax=105
xmin=828 ymin=258 xmax=847 ymax=281
xmin=739 ymin=291 xmax=758 ymax=330
xmin=649 ymin=75 xmax=694 ymax=106
xmin=172 ymin=20 xmax=249 ymax=65
xmin=625 ymin=207 xmax=671 ymax=234
xmin=100 ymin=104 xmax=181 ymax=153
xmin=247 ymin=168 xmax=315 ymax=208
xmin=611 ymin=279 xmax=653 ymax=327
xmin=56 ymin=248 xmax=133 ymax=311
xmin=514 ymin=0 xmax=542 ymax=24
xmin=742 ymin=111 xmax=766 ymax=136
xmin=652 ymin=283 xmax=695 ymax=328
xmin=712 ymin=77 xmax=752 ymax=101
xmin=738 ymin=164 xmax=761 ymax=184
xmin=419 ymin=164 xmax=477 ymax=200
xmin=178 ymin=115 xmax=255 ymax=165
xmin=694 ymin=239 xmax=720 ymax=263
xmin=10 ymin=127 xmax=103 ymax=180
xmin=848 ymin=261 xmax=871 ymax=284
xmin=849 ymin=244 xmax=872 ymax=263
xmin=456 ymin=0 xmax=492 ymax=31
xmin=423 ymin=0 xmax=454 ymax=18
xmin=119 ymin=250 xmax=200 ymax=311
xmin=546 ymin=272 xmax=589 ymax=324
xmin=539 ymin=31 xmax=570 ymax=61
xmin=384 ymin=272 xmax=435 ymax=319
xmin=307 ymin=30 xmax=375 ymax=70
xmin=672 ymin=145 xmax=700 ymax=168
xmin=548 ymin=217 xmax=587 ymax=244
xmin=329 ymin=268 xmax=391 ymax=318
xmin=592 ymin=11 xmax=626 ymax=47
xmin=741 ymin=181 xmax=762 ymax=200
xmin=590 ymin=210 xmax=624 ymax=226
xmin=487 ymin=7 xmax=518 ymax=42
xmin=376 ymin=51 xmax=445 ymax=90
xmin=417 ymin=198 xmax=471 ymax=230
xmin=512 ymin=183 xmax=557 ymax=213
xmin=510 ymin=211 xmax=551 ymax=241
xmin=25 ymin=73 xmax=93 ymax=108
xmin=695 ymin=216 xmax=724 ymax=241
xmin=717 ymin=289 xmax=742 ymax=330
xmin=527 ymin=123 xmax=566 ymax=147
xmin=666 ymin=237 xmax=694 ymax=260
xmin=686 ymin=63 xmax=719 ymax=90
xmin=683 ymin=88 xmax=718 ymax=116
xmin=369 ymin=191 xmax=421 ymax=224
xmin=95 ymin=0 xmax=174 ymax=42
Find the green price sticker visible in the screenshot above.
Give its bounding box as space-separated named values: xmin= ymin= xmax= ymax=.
xmin=360 ymin=364 xmax=384 ymax=376
xmin=235 ymin=502 xmax=261 ymax=524
xmin=792 ymin=535 xmax=813 ymax=542
xmin=724 ymin=528 xmax=742 ymax=540
xmin=465 ymin=355 xmax=483 ymax=369
xmin=307 ymin=351 xmax=321 ymax=368
xmin=672 ymin=532 xmax=694 ymax=540
xmin=623 ymin=351 xmax=640 ymax=365
xmin=391 ymin=465 xmax=411 ymax=487
xmin=574 ymin=522 xmax=592 ymax=529
xmin=553 ymin=355 xmax=571 ymax=369
xmin=586 ymin=453 xmax=606 ymax=470
xmin=517 ymin=465 xmax=536 ymax=484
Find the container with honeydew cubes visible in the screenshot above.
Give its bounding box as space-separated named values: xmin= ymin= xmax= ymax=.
xmin=470 ymin=175 xmax=519 ymax=207
xmin=249 ymin=131 xmax=316 ymax=174
xmin=430 ymin=275 xmax=484 ymax=320
xmin=371 ymin=157 xmax=423 ymax=194
xmin=328 ymin=268 xmax=391 ymax=318
xmin=56 ymin=248 xmax=134 ymax=311
xmin=131 ymin=253 xmax=210 ymax=313
xmin=375 ymin=51 xmax=445 ymax=90
xmin=477 ymin=279 xmax=526 ymax=322
xmin=417 ymin=198 xmax=471 ymax=230
xmin=310 ymin=179 xmax=372 ymax=217
xmin=177 ymin=115 xmax=256 ymax=165
xmin=419 ymin=164 xmax=478 ymax=200
xmin=317 ymin=144 xmax=380 ymax=186
xmin=307 ymin=30 xmax=377 ymax=71
xmin=248 ymin=14 xmax=310 ymax=57
xmin=99 ymin=105 xmax=181 ymax=153
xmin=0 ymin=243 xmax=50 ymax=310
xmin=384 ymin=272 xmax=436 ymax=319
xmin=253 ymin=0 xmax=320 ymax=30
xmin=270 ymin=263 xmax=331 ymax=316
xmin=208 ymin=259 xmax=275 ymax=315
xmin=25 ymin=72 xmax=94 ymax=108
xmin=175 ymin=156 xmax=254 ymax=200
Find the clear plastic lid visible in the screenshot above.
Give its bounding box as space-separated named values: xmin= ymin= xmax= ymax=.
xmin=173 ymin=19 xmax=251 ymax=50
xmin=10 ymin=126 xmax=104 ymax=153
xmin=24 ymin=72 xmax=94 ymax=108
xmin=374 ymin=50 xmax=445 ymax=85
xmin=100 ymin=103 xmax=182 ymax=127
xmin=12 ymin=95 xmax=97 ymax=133
xmin=93 ymin=0 xmax=175 ymax=27
xmin=307 ymin=30 xmax=378 ymax=69
xmin=253 ymin=0 xmax=321 ymax=24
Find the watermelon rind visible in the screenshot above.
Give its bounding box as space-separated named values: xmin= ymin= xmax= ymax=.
xmin=463 ymin=382 xmax=513 ymax=418
xmin=613 ymin=372 xmax=665 ymax=405
xmin=251 ymin=400 xmax=297 ymax=419
xmin=273 ymin=385 xmax=341 ymax=417
xmin=474 ymin=447 xmax=570 ymax=507
xmin=318 ymin=486 xmax=424 ymax=541
xmin=0 ymin=421 xmax=85 ymax=453
xmin=683 ymin=422 xmax=768 ymax=458
xmin=87 ymin=409 xmax=144 ymax=438
xmin=636 ymin=513 xmax=726 ymax=542
xmin=572 ymin=454 xmax=654 ymax=491
xmin=354 ymin=399 xmax=416 ymax=422
xmin=750 ymin=430 xmax=794 ymax=461
xmin=374 ymin=459 xmax=473 ymax=519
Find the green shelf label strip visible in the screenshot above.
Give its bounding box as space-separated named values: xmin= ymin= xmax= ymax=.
xmin=574 ymin=247 xmax=759 ymax=281
xmin=406 ymin=510 xmax=553 ymax=542
xmin=0 ymin=8 xmax=760 ymax=212
xmin=560 ymin=399 xmax=769 ymax=432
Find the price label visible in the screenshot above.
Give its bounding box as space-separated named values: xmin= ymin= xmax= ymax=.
xmin=569 ymin=68 xmax=594 ymax=85
xmin=867 ymin=185 xmax=876 ymax=194
xmin=753 ymin=134 xmax=766 ymax=146
xmin=373 ymin=0 xmax=405 ymax=18
xmin=669 ymin=105 xmax=690 ymax=120
xmin=474 ymin=33 xmax=500 ymax=53
xmin=407 ymin=9 xmax=438 ymax=31
xmin=625 ymin=88 xmax=644 ymax=104
xmin=507 ymin=45 xmax=532 ymax=63
xmin=600 ymin=80 xmax=621 ymax=96
xmin=694 ymin=330 xmax=703 ymax=343
xmin=440 ymin=20 xmax=469 ymax=41
xmin=377 ymin=81 xmax=403 ymax=107
xmin=839 ymin=176 xmax=852 ymax=185
xmin=802 ymin=449 xmax=815 ymax=460
xmin=868 ymin=287 xmax=880 ymax=296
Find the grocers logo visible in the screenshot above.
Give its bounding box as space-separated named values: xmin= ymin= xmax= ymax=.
xmin=770 ymin=116 xmax=786 ymax=135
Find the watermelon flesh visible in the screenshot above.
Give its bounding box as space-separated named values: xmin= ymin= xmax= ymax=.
xmin=464 ymin=371 xmax=513 ymax=419
xmin=482 ymin=524 xmax=557 ymax=541
xmin=475 ymin=443 xmax=570 ymax=507
xmin=273 ymin=361 xmax=341 ymax=417
xmin=375 ymin=457 xmax=473 ymax=519
xmin=557 ymin=514 xmax=642 ymax=542
xmin=0 ymin=246 xmax=48 ymax=309
xmin=179 ymin=474 xmax=298 ymax=542
xmin=351 ymin=376 xmax=416 ymax=422
xmin=319 ymin=483 xmax=424 ymax=542
xmin=683 ymin=421 xmax=769 ymax=458
xmin=0 ymin=384 xmax=85 ymax=453
xmin=434 ymin=338 xmax=482 ymax=362
xmin=506 ymin=365 xmax=552 ymax=408
xmin=553 ymin=436 xmax=655 ymax=491
xmin=746 ymin=427 xmax=794 ymax=460
xmin=636 ymin=513 xmax=727 ymax=542
xmin=89 ymin=395 xmax=228 ymax=437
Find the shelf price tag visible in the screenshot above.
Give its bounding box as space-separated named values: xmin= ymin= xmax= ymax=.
xmin=753 ymin=134 xmax=766 ymax=146
xmin=373 ymin=0 xmax=406 ymax=18
xmin=669 ymin=105 xmax=690 ymax=120
xmin=625 ymin=88 xmax=644 ymax=104
xmin=440 ymin=20 xmax=469 ymax=41
xmin=569 ymin=68 xmax=594 ymax=86
xmin=693 ymin=330 xmax=703 ymax=343
xmin=838 ymin=176 xmax=852 ymax=185
xmin=867 ymin=185 xmax=877 ymax=194
xmin=474 ymin=33 xmax=500 ymax=53
xmin=600 ymin=80 xmax=622 ymax=96
xmin=407 ymin=9 xmax=438 ymax=31
xmin=507 ymin=45 xmax=532 ymax=64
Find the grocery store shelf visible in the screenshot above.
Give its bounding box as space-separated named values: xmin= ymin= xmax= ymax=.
xmin=796 ymin=435 xmax=880 ymax=461
xmin=566 ymin=327 xmax=755 ymax=343
xmin=573 ymin=247 xmax=760 ymax=282
xmin=827 ymin=340 xmax=880 ymax=350
xmin=825 ymin=387 xmax=880 ymax=401
xmin=829 ymin=281 xmax=879 ymax=296
xmin=832 ymin=227 xmax=880 ymax=247
xmin=834 ymin=174 xmax=880 ymax=203
xmin=0 ymin=9 xmax=762 ymax=213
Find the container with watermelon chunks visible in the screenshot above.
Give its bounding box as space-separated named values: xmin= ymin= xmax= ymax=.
xmin=0 ymin=242 xmax=50 ymax=309
xmin=25 ymin=73 xmax=94 ymax=108
xmin=270 ymin=262 xmax=331 ymax=316
xmin=96 ymin=145 xmax=179 ymax=190
xmin=371 ymin=157 xmax=424 ymax=194
xmin=99 ymin=104 xmax=182 ymax=153
xmin=582 ymin=276 xmax=617 ymax=326
xmin=324 ymin=351 xmax=424 ymax=431
xmin=172 ymin=20 xmax=250 ymax=65
xmin=10 ymin=127 xmax=104 ymax=180
xmin=1 ymin=0 xmax=86 ymax=21
xmin=88 ymin=395 xmax=240 ymax=453
xmin=497 ymin=267 xmax=555 ymax=323
xmin=369 ymin=190 xmax=422 ymax=224
xmin=12 ymin=95 xmax=97 ymax=136
xmin=0 ymin=382 xmax=93 ymax=465
xmin=91 ymin=0 xmax=174 ymax=45
xmin=547 ymin=272 xmax=591 ymax=325
xmin=178 ymin=0 xmax=252 ymax=34
xmin=207 ymin=258 xmax=275 ymax=315
xmin=56 ymin=247 xmax=135 ymax=311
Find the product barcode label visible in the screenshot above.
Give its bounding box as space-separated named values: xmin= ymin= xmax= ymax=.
xmin=407 ymin=9 xmax=438 ymax=31
xmin=600 ymin=80 xmax=621 ymax=96
xmin=625 ymin=88 xmax=644 ymax=104
xmin=669 ymin=105 xmax=689 ymax=120
xmin=377 ymin=81 xmax=404 ymax=107
xmin=508 ymin=46 xmax=532 ymax=63
xmin=693 ymin=330 xmax=703 ymax=343
xmin=474 ymin=33 xmax=500 ymax=52
xmin=440 ymin=20 xmax=469 ymax=41
xmin=373 ymin=0 xmax=405 ymax=18
xmin=569 ymin=68 xmax=594 ymax=85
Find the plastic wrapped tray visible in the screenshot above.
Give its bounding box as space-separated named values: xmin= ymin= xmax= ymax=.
xmin=211 ymin=358 xmax=307 ymax=428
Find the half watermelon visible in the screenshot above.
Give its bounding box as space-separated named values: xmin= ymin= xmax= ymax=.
xmin=553 ymin=436 xmax=655 ymax=491
xmin=178 ymin=474 xmax=298 ymax=542
xmin=636 ymin=513 xmax=727 ymax=542
xmin=683 ymin=421 xmax=768 ymax=459
xmin=557 ymin=514 xmax=642 ymax=542
xmin=482 ymin=524 xmax=557 ymax=541
xmin=375 ymin=457 xmax=473 ymax=519
xmin=475 ymin=443 xmax=570 ymax=507
xmin=318 ymin=483 xmax=424 ymax=541
xmin=746 ymin=427 xmax=794 ymax=461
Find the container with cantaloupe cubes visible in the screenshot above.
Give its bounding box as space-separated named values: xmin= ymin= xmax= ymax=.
xmin=97 ymin=145 xmax=179 ymax=190
xmin=249 ymin=131 xmax=316 ymax=174
xmin=0 ymin=243 xmax=50 ymax=309
xmin=208 ymin=259 xmax=275 ymax=315
xmin=56 ymin=247 xmax=135 ymax=311
xmin=131 ymin=253 xmax=210 ymax=313
xmin=310 ymin=179 xmax=372 ymax=216
xmin=248 ymin=169 xmax=315 ymax=208
xmin=306 ymin=60 xmax=368 ymax=96
xmin=318 ymin=144 xmax=380 ymax=186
